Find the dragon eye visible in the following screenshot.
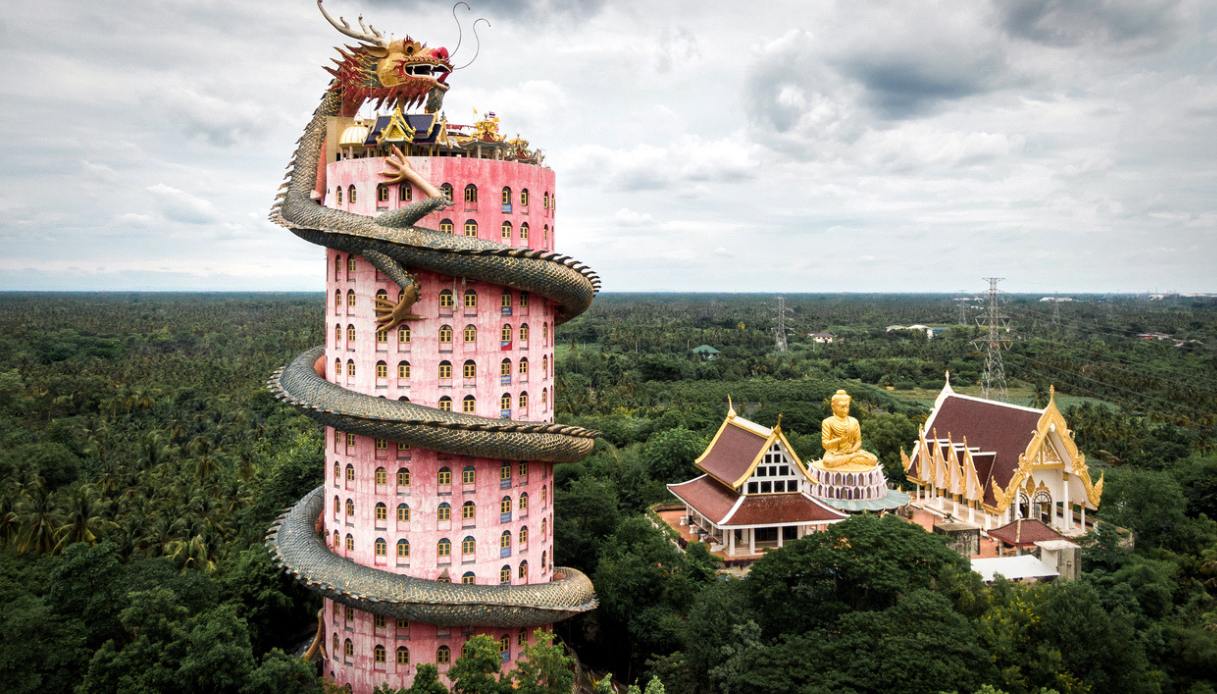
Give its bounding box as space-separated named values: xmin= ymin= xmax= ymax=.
xmin=405 ymin=45 xmax=415 ymax=55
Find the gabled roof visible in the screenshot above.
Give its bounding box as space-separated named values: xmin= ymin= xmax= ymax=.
xmin=988 ymin=518 xmax=1066 ymax=547
xmin=693 ymin=406 xmax=811 ymax=490
xmin=666 ymin=475 xmax=845 ymax=527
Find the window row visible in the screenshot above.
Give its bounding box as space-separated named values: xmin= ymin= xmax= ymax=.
xmin=327 ymin=318 xmax=551 ymax=348
xmin=331 ymin=462 xmax=548 ymax=494
xmin=434 ymin=219 xmax=552 ymax=243
xmin=331 ymin=633 xmax=519 ymax=668
xmin=439 ymin=183 xmax=553 ymax=212
xmin=331 ymin=530 xmax=548 ymax=568
xmin=332 ymin=494 xmax=548 ymax=524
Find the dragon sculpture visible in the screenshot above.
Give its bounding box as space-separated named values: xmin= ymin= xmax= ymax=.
xmin=264 ymin=1 xmax=599 ymax=627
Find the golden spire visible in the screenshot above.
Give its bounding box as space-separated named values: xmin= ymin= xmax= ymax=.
xmin=774 ymin=413 xmax=783 ymax=430
xmin=726 ymin=393 xmax=736 ymax=418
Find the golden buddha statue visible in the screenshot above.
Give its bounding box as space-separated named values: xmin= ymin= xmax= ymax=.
xmin=819 ymin=389 xmax=879 ymax=470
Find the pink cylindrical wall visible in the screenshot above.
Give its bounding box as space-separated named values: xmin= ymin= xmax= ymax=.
xmin=317 ymin=155 xmax=562 ymax=692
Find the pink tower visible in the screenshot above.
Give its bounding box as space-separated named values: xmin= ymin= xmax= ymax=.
xmin=265 ymin=3 xmax=599 ymax=692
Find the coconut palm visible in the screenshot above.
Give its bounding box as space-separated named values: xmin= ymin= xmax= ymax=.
xmin=16 ymin=482 xmax=61 ymax=555
xmin=53 ymin=484 xmax=113 ymax=552
xmin=164 ymin=534 xmax=217 ymax=573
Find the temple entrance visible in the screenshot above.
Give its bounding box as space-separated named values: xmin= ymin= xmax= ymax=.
xmin=782 ymin=526 xmax=797 ymax=541
xmin=754 ymin=527 xmax=778 ymax=548
xmin=1017 ymin=493 xmax=1030 ymax=520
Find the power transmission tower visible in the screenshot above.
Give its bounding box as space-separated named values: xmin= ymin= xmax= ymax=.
xmin=972 ymin=277 xmax=1012 ymax=401
xmin=954 ymin=297 xmax=970 ymax=325
xmin=773 ymin=296 xmax=792 ymax=352
xmin=1052 ymin=295 xmax=1061 ymax=326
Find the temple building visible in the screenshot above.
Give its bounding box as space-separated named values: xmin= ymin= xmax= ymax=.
xmin=667 ymin=403 xmax=846 ymax=560
xmin=901 ymin=376 xmax=1103 ymax=535
xmin=263 ymin=3 xmax=597 ymax=692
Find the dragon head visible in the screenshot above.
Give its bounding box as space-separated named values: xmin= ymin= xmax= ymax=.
xmin=319 ymin=0 xmax=453 ymax=117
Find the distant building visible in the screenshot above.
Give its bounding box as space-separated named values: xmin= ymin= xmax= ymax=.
xmin=691 ymin=344 xmax=721 ymax=360
xmin=1038 ymin=297 xmax=1074 ymax=303
xmin=901 ymin=376 xmax=1103 ymax=536
xmin=886 ymin=324 xmax=947 ymax=339
xmin=808 ymin=331 xmax=836 ymax=344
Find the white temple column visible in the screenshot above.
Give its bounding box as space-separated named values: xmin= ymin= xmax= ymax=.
xmin=1081 ymin=505 xmax=1086 ymax=532
xmin=777 ymin=528 xmax=784 ymax=549
xmin=1062 ymin=477 xmax=1071 ymax=530
xmin=748 ymin=529 xmax=755 ymax=555
xmin=728 ymin=529 xmax=735 ymax=557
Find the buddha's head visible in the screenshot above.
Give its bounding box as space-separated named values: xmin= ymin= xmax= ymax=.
xmin=831 ymin=389 xmax=852 ymax=418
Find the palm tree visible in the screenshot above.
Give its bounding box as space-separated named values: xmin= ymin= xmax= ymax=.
xmin=53 ymin=484 xmax=113 ymax=552
xmin=164 ymin=534 xmax=217 ymax=573
xmin=16 ymin=482 xmax=60 ymax=555
xmin=0 ymin=490 xmax=18 ymax=548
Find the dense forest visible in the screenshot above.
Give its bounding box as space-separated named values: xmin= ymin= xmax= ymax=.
xmin=0 ymin=292 xmax=1215 ymax=693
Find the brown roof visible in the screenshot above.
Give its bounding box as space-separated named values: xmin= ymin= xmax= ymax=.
xmin=724 ymin=493 xmax=846 ymax=526
xmin=696 ymin=419 xmax=771 ymax=486
xmin=668 ymin=476 xmax=739 ymax=525
xmin=926 ymin=395 xmax=1041 ymax=505
xmin=988 ymin=518 xmax=1066 ymax=547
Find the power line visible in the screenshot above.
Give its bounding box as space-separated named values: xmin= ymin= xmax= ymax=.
xmin=773 ymin=296 xmax=792 ymax=353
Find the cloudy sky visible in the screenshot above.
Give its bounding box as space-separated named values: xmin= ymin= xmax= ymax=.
xmin=2 ymin=0 xmax=1215 ymax=293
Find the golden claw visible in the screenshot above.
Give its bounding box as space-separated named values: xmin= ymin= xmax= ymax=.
xmin=375 ymin=290 xmax=422 ymax=332
xmin=380 ymin=145 xmax=415 ymax=184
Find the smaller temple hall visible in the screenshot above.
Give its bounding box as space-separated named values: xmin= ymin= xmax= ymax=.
xmin=667 ymin=401 xmax=847 ymax=559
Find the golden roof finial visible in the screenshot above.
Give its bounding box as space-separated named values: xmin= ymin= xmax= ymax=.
xmin=774 ymin=413 xmax=783 ymax=430
xmin=726 ymin=393 xmax=736 ymax=418
xmin=1048 ymin=384 xmax=1056 ymax=406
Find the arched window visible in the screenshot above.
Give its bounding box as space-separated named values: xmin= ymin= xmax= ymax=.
xmin=332 ymin=632 xmax=340 ymax=658
xmin=397 ymin=503 xmax=410 ymax=523
xmin=542 ymin=517 xmax=547 ymax=538
xmin=463 ymin=219 xmax=478 ymax=237
xmin=500 ymin=461 xmax=512 ymax=484
xmin=501 ymin=358 xmax=512 ymax=377
xmin=332 ymin=530 xmax=340 ymax=547
xmin=437 ymin=538 xmax=451 ymax=558
xmin=345 ymin=498 xmax=355 ymax=517
xmin=461 ymin=571 xmax=476 ymax=585
xmin=440 ymin=183 xmax=453 ymax=203
xmin=543 ymin=224 xmax=550 ymax=244
xmin=333 ymin=495 xmax=340 ymax=516
xmin=347 ymin=256 xmax=356 ymax=276
xmin=346 ymin=289 xmax=356 ymax=307
xmin=520 ymin=188 xmax=529 ymax=206
xmin=333 ymin=323 xmax=341 ymax=346
xmin=462 ymin=360 xmax=477 ymax=380
xmin=462 ymin=466 xmax=476 ymax=485
xmin=345 ymin=464 xmax=355 ymax=482
xmin=398 ymin=360 xmax=410 ymax=380
xmin=519 ymin=391 xmax=529 ymax=410
xmin=376 ymin=361 xmax=388 ymax=379
xmin=519 ymin=560 xmax=529 ymax=579
xmin=542 ymin=387 xmax=549 ymax=410
xmin=398 ymin=183 xmax=412 ymax=202
xmin=500 ymin=393 xmax=512 ymax=411
xmin=519 ymin=492 xmax=529 ymax=513
xmin=344 ymin=638 xmax=354 ymax=659
xmin=520 ymin=222 xmax=529 ymax=241
xmin=396 ymin=646 xmax=410 ymax=665
xmin=501 ymin=324 xmax=512 ymax=344
xmin=335 ymin=187 xmax=343 ymax=204
xmin=347 ymin=184 xmax=357 ymax=204
xmin=375 ymin=537 xmax=387 ymax=557
xmin=376 ymin=183 xmax=389 ymax=204
xmin=438 ymin=360 xmax=452 ymax=379
xmin=346 ymin=360 xmax=355 ymax=377
xmin=333 ymin=461 xmax=340 ymax=481
xmin=500 ymin=496 xmax=512 ymax=517
xmin=519 ymin=357 xmax=529 ymax=376
xmin=376 ymin=288 xmax=388 ymax=304
xmin=438 ymin=467 xmax=452 ymax=486
xmin=345 ymin=534 xmax=354 ymax=552
xmin=440 ymin=218 xmax=454 ymax=234
xmin=500 ymin=529 xmax=512 ymax=552
xmin=541 ymin=485 xmax=547 ymax=506
xmin=464 ymin=184 xmax=478 ymax=204
xmin=463 ymin=325 xmax=477 ymax=343
xmin=500 ymin=634 xmax=510 ymax=658
xmin=500 ymin=565 xmax=511 ymax=584
xmin=463 ymin=288 xmax=477 ymax=309
xmin=519 ymin=461 xmax=529 ymax=478
xmin=462 ymin=500 xmax=476 ymax=521
xmin=462 ymin=395 xmax=476 ymax=414
xmin=439 ymin=288 xmax=454 ymax=309
xmin=519 ymin=526 xmax=528 ymax=546
xmin=437 ymin=645 xmax=451 ymax=664
xmin=398 ymin=324 xmax=411 ymax=343
xmin=501 ymin=291 xmax=512 ymax=310
xmin=501 ymin=186 xmax=512 ymax=205
xmin=543 ymin=191 xmax=550 ymax=209
xmin=346 ymin=324 xmax=356 ymax=343
xmin=501 ymin=221 xmax=512 ymax=241
xmin=542 ymin=549 xmax=547 ymax=569
xmin=375 ymin=502 xmax=387 ymax=522
xmin=396 ymin=467 xmax=411 ymax=488
xmin=439 ymin=325 xmax=453 ymax=344
xmin=542 ymin=354 xmax=549 ymax=376
xmin=462 ymin=535 xmax=476 ymax=555
xmin=334 ymin=254 xmax=343 ymax=279
xmin=520 ymin=324 xmax=530 ymax=342
xmin=334 ymin=290 xmax=341 ymax=311
xmin=542 ymin=322 xmax=549 ymax=345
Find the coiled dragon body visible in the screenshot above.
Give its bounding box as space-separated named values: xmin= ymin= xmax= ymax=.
xmin=264 ymin=1 xmax=598 ymax=628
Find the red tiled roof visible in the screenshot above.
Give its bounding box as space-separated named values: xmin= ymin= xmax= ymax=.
xmin=927 ymin=395 xmax=1042 ymax=505
xmin=988 ymin=518 xmax=1066 ymax=547
xmin=724 ymin=493 xmax=846 ymax=526
xmin=668 ymin=475 xmax=739 ymax=525
xmin=696 ymin=420 xmax=770 ymax=486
